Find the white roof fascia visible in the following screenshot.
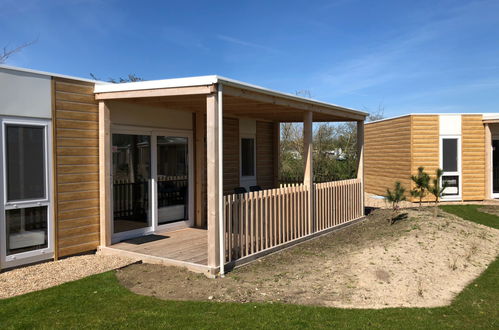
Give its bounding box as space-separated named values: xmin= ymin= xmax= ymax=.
xmin=482 ymin=113 xmax=499 ymax=120
xmin=94 ymin=75 xmax=219 ymax=93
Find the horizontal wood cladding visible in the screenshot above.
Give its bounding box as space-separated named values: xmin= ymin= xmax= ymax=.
xmin=256 ymin=121 xmax=275 ymax=190
xmin=364 ymin=116 xmax=412 ymax=197
xmin=223 ymin=117 xmax=239 ymax=194
xmin=411 ymin=115 xmax=439 ymax=201
xmin=461 ymin=115 xmax=485 ymax=200
xmin=53 ymin=78 xmax=100 ymax=257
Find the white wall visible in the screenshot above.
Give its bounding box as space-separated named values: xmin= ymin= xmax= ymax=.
xmin=109 ymin=100 xmax=193 ymax=130
xmin=0 ymin=68 xmax=52 ymax=119
xmin=439 ymin=114 xmax=461 ymax=135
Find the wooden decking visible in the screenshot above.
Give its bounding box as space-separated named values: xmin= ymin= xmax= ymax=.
xmin=98 ymin=228 xmax=216 ymax=276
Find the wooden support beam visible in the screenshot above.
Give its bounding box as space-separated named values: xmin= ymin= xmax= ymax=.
xmin=356 ymin=121 xmax=365 ymax=215
xmin=485 ymin=123 xmax=492 ymax=199
xmin=99 ymin=101 xmax=112 ymax=247
xmin=195 ymin=111 xmax=205 ymax=227
xmin=206 ymin=93 xmax=221 ymax=268
xmin=95 ymin=85 xmax=217 ymax=100
xmin=303 ymin=111 xmax=314 ymax=233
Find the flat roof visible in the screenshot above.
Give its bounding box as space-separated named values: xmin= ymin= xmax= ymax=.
xmin=94 ymin=75 xmax=367 ymax=118
xmin=367 ymin=113 xmax=499 ymax=125
xmin=0 ymin=64 xmax=108 ymax=84
xmin=1 ymin=64 xmax=367 ymax=119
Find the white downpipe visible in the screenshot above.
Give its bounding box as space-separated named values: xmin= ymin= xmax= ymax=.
xmin=217 ymin=84 xmax=225 ymax=276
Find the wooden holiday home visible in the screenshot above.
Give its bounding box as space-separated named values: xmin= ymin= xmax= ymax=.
xmin=365 ymin=113 xmax=499 ymax=202
xmin=0 ymin=65 xmax=366 ymax=275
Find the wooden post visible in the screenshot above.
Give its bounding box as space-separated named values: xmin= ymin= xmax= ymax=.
xmin=273 ymin=121 xmax=280 ymax=188
xmin=303 ymin=111 xmax=314 ymax=233
xmin=206 ymin=92 xmax=221 ymax=268
xmin=194 ymin=111 xmax=205 ymax=227
xmin=485 ymin=123 xmax=492 ymax=199
xmin=99 ymin=101 xmax=111 ymax=247
xmin=356 ymin=121 xmax=365 ymax=215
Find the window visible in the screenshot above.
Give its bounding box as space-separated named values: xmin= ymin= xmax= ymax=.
xmin=241 ymin=137 xmax=255 ymax=177
xmin=442 ymin=175 xmax=459 ymax=196
xmin=2 ymin=121 xmax=51 ymax=261
xmin=442 ymin=138 xmax=458 ymax=172
xmin=6 ymin=206 xmax=48 ymax=255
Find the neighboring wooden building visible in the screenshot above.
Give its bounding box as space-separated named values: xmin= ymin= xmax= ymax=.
xmin=0 ymin=65 xmax=367 ymax=274
xmin=365 ymin=113 xmax=499 ymax=202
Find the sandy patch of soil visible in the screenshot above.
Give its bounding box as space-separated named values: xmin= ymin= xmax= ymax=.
xmin=117 ymin=208 xmax=499 ymax=309
xmin=0 ymin=254 xmax=137 ymax=299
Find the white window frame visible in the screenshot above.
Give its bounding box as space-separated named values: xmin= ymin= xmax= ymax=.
xmin=239 ymin=134 xmax=257 ymax=190
xmin=153 ymin=128 xmax=194 ymax=233
xmin=0 ymin=117 xmax=53 ymax=269
xmin=439 ymin=135 xmax=462 ymax=201
xmin=110 ymin=125 xmax=194 ymax=243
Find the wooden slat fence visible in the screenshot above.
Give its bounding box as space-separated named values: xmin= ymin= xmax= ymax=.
xmin=314 ymin=178 xmax=363 ymax=231
xmin=223 ymin=184 xmax=309 ymax=262
xmin=223 ymin=178 xmax=363 ymax=263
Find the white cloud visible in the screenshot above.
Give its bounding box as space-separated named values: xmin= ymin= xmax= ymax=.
xmin=217 ymin=34 xmax=280 ymax=54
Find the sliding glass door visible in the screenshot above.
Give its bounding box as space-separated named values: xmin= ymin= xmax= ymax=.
xmin=156 ymin=136 xmax=189 ymax=225
xmin=112 ymin=133 xmax=152 ymax=238
xmin=111 ymin=127 xmax=193 ymax=242
xmin=1 ymin=118 xmax=52 ymax=268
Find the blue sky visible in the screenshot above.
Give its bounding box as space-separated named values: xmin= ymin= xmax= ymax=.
xmin=1 ymin=0 xmax=498 ymax=117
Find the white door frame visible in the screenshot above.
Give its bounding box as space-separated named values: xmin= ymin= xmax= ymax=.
xmin=239 ymin=133 xmax=257 ymax=190
xmin=0 ymin=117 xmax=54 ymax=269
xmin=110 ymin=125 xmax=194 ymax=243
xmin=439 ymin=135 xmax=462 ymax=201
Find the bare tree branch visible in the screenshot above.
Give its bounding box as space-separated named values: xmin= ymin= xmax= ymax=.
xmin=0 ymin=39 xmax=38 ymax=64
xmin=89 ymin=72 xmax=144 ymax=83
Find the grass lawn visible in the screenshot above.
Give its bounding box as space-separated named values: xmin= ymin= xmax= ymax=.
xmin=0 ymin=205 xmax=497 ymax=329
xmin=440 ymin=204 xmax=499 ymax=229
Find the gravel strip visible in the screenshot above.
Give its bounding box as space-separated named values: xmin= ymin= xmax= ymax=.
xmin=365 ymin=192 xmax=499 ymax=209
xmin=0 ymin=254 xmax=138 ymax=299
